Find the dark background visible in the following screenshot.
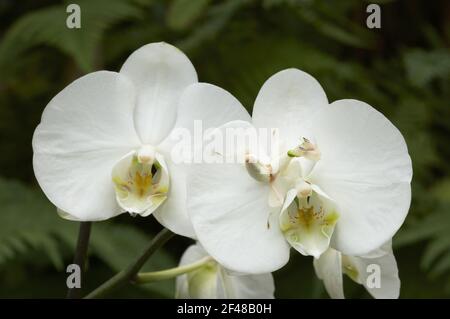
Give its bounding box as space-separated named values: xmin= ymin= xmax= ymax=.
xmin=0 ymin=0 xmax=449 ymax=298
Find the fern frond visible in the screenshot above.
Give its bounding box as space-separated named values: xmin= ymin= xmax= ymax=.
xmin=0 ymin=177 xmax=76 ymax=269
xmin=90 ymin=223 xmax=176 ymax=297
xmin=0 ymin=177 xmax=177 ymax=297
xmin=396 ymin=179 xmax=450 ymax=280
xmin=0 ymin=0 xmax=141 ymax=76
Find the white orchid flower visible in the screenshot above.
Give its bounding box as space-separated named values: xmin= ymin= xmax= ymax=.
xmin=188 ymin=68 xmax=412 ymax=273
xmin=32 ymin=42 xmax=250 ymax=237
xmin=314 ymin=241 xmax=400 ymax=299
xmin=176 ymin=243 xmax=275 ymax=299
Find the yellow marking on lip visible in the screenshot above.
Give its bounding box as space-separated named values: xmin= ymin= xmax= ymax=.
xmin=324 ymin=211 xmax=339 ymax=225
xmin=112 ymin=152 xmax=170 ymax=214
xmin=296 ymin=206 xmax=316 ymax=229
xmin=134 ymin=171 xmax=152 ymax=197
xmin=282 ymin=203 xmax=339 ymax=234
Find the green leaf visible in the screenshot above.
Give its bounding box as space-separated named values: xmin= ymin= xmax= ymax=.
xmin=0 ymin=0 xmax=141 ymax=75
xmin=167 ymin=0 xmax=211 ymax=30
xmin=296 ymin=8 xmax=374 ymax=49
xmin=0 ymin=177 xmax=76 ymax=269
xmin=0 ymin=177 xmax=177 ymax=297
xmin=430 ymin=251 xmax=450 ymax=278
xmin=395 ymin=209 xmax=450 ymax=248
xmin=421 ymin=235 xmax=450 ymax=270
xmin=432 ymin=179 xmax=450 ymax=203
xmin=177 ymin=0 xmax=248 ymax=52
xmin=396 ymin=200 xmax=450 ymax=280
xmin=90 ymin=223 xmax=177 ymax=298
xmin=403 ymin=49 xmax=450 ymax=87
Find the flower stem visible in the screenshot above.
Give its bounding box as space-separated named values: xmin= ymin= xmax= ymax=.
xmin=84 ymin=227 xmax=174 ymax=299
xmin=135 ymin=256 xmax=213 ymax=284
xmin=67 ymin=221 xmax=92 ymax=299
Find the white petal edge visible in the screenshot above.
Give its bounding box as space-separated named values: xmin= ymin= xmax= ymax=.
xmin=360 ymin=240 xmax=392 ymax=259
xmin=154 ymin=83 xmax=252 ymax=238
xmin=175 ymin=243 xmax=211 ymax=298
xmin=170 ymin=82 xmax=251 ymax=135
xmin=308 ymin=99 xmax=412 ymax=255
xmin=152 ymin=158 xmax=196 ymax=238
xmin=252 ymin=68 xmax=328 ymax=150
xmin=348 ymin=243 xmax=400 ymax=299
xmin=224 ymin=271 xmax=275 ymax=299
xmin=313 ymin=248 xmax=345 ymax=299
xmin=120 ymin=42 xmax=198 ymax=145
xmin=159 ymin=82 xmax=252 ymax=164
xmin=33 ymin=71 xmax=141 ymax=220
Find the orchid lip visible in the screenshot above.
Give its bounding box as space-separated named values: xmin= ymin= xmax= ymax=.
xmin=243 ymin=134 xmax=339 ymax=258
xmin=112 ymin=146 xmax=170 ymax=216
xmin=280 ymin=189 xmax=339 ymax=258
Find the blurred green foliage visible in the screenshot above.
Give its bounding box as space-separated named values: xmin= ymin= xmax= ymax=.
xmin=0 ymin=0 xmax=449 ymax=298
